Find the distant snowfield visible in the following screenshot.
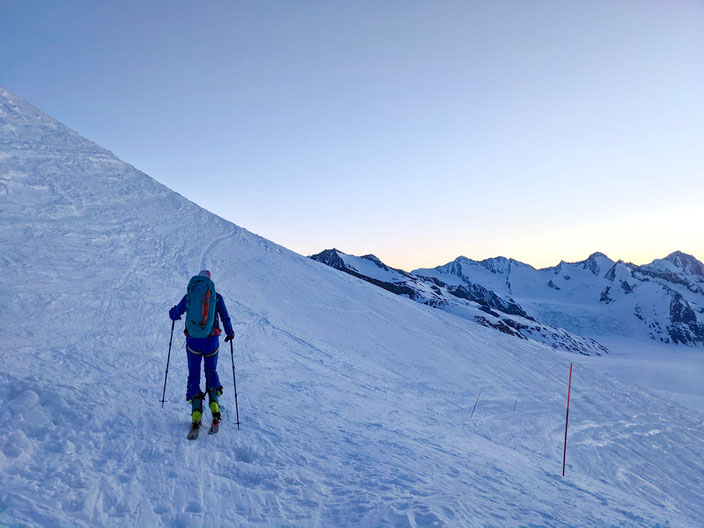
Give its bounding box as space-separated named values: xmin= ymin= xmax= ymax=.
xmin=1 ymin=85 xmax=704 ymax=527
xmin=574 ymin=337 xmax=704 ymax=413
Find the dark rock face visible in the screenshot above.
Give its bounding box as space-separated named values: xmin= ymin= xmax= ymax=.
xmin=604 ymin=264 xmax=617 ymax=282
xmin=474 ymin=316 xmax=525 ymax=339
xmin=634 ymin=305 xmax=645 ymax=321
xmin=669 ymin=292 xmax=696 ymax=325
xmin=600 ymin=287 xmax=614 ymax=304
xmin=637 ymin=266 xmax=693 ymax=290
xmin=667 ymin=292 xmax=704 ymax=344
xmin=310 ymin=249 xmax=346 ymax=270
xmin=310 ymin=249 xmax=419 ymax=299
xmin=359 ymin=275 xmax=419 ymax=299
xmin=448 ymin=283 xmax=534 ymax=321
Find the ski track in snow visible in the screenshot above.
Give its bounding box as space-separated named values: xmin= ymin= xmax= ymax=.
xmin=1 ymin=85 xmax=704 ymax=527
xmin=200 ymin=233 xmax=239 ymax=273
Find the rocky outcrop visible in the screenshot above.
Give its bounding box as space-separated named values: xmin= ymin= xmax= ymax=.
xmin=448 ymin=283 xmax=534 ymax=321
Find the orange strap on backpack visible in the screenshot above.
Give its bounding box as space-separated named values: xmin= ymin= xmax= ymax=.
xmin=200 ymin=290 xmax=210 ymax=327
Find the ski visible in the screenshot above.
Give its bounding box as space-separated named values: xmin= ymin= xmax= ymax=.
xmin=187 ymin=423 xmax=201 ymax=440
xmin=208 ymin=421 xmax=220 ymax=435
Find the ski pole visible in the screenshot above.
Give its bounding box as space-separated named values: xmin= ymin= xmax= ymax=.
xmin=230 ymin=339 xmax=241 ymax=429
xmin=160 ymin=320 xmax=175 ymax=408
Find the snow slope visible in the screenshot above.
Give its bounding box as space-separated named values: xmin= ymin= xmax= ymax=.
xmin=2 ymin=85 xmax=704 ymax=527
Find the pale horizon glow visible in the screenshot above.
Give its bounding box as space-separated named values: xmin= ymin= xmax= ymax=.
xmin=1 ymin=1 xmax=703 ymax=271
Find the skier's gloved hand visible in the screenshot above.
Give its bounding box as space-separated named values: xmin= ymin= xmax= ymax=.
xmin=169 ymin=306 xmax=182 ymax=321
xmin=225 ymin=333 xmax=235 ymax=342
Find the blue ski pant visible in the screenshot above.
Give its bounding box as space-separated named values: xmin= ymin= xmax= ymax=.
xmin=186 ymin=347 xmax=221 ymax=401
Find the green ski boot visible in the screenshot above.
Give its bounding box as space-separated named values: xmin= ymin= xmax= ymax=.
xmin=207 ymin=386 xmax=223 ymax=423
xmin=190 ymin=393 xmax=204 ymax=426
xmin=187 ymin=392 xmax=204 ymax=440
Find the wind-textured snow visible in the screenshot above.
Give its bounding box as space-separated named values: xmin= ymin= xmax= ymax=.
xmin=1 ymin=85 xmax=704 ymax=527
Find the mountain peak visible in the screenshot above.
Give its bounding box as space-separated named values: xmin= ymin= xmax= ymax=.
xmin=309 ymin=248 xmax=346 ymax=270
xmin=587 ymin=251 xmax=609 ymax=261
xmin=582 ymin=252 xmax=614 ymax=276
xmin=480 ymin=256 xmax=515 ymax=274
xmin=435 ymin=256 xmax=474 ymax=274
xmin=360 ymin=254 xmax=384 ymax=265
xmin=664 ymin=251 xmax=704 ymax=276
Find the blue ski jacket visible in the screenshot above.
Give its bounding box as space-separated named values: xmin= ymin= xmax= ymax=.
xmin=169 ymin=292 xmax=234 ymax=354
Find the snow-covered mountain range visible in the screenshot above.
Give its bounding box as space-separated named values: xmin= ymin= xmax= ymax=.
xmin=2 ymin=85 xmax=704 ymax=527
xmin=310 ymin=250 xmax=610 ymax=356
xmin=311 ymin=249 xmax=704 ymax=350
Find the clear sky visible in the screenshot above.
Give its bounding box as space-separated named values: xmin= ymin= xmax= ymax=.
xmin=2 ymin=0 xmax=703 ymax=270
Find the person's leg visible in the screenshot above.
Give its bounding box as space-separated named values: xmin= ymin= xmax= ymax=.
xmin=186 ymin=350 xmax=204 ymax=400
xmin=204 ymin=351 xmax=222 ymax=421
xmin=203 ymin=351 xmax=221 ymax=391
xmin=187 ymin=350 xmax=205 ymax=424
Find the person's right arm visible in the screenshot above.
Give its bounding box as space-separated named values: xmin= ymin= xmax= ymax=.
xmin=169 ymin=295 xmax=187 ymax=320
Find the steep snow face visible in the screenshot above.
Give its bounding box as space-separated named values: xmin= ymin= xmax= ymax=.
xmin=415 ymin=251 xmax=704 ymax=346
xmin=2 ymin=86 xmax=704 ymax=527
xmin=0 ymin=86 xmax=236 ymax=352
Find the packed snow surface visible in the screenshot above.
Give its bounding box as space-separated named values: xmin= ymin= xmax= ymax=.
xmin=1 ymin=86 xmax=704 ymax=527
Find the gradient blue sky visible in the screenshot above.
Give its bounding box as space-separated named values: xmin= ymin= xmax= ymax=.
xmin=2 ymin=1 xmax=703 ymax=270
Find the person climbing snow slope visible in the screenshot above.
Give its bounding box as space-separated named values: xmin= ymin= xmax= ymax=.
xmin=169 ymin=270 xmax=234 ymax=438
